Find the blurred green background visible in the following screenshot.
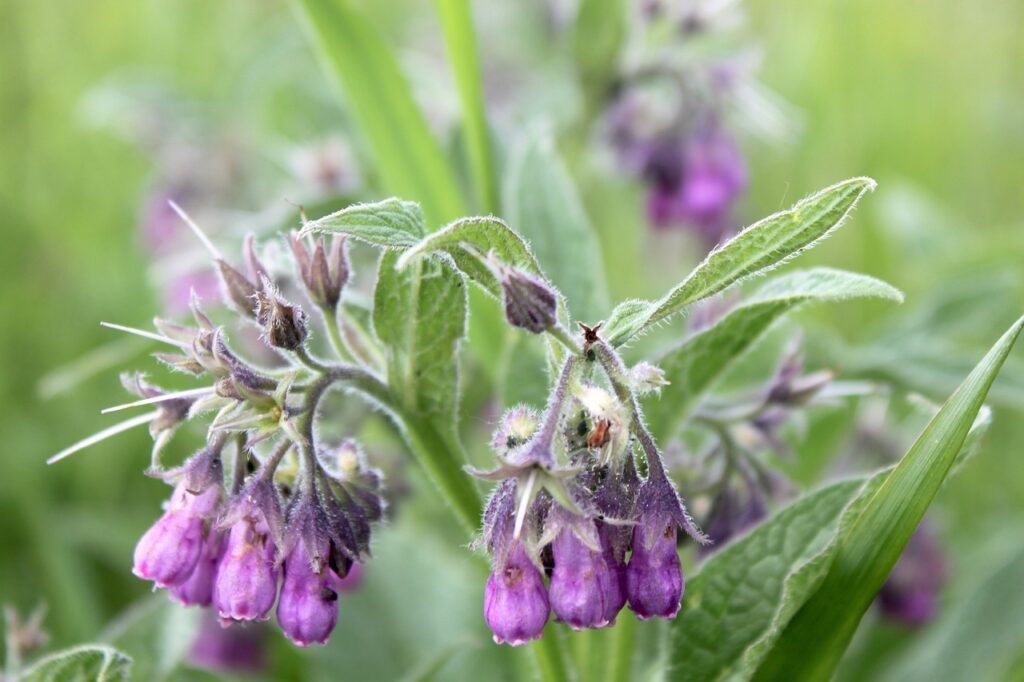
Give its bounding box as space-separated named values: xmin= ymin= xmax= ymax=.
xmin=2 ymin=0 xmax=1022 ymax=679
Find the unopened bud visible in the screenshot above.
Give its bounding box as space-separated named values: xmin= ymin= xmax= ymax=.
xmin=628 ymin=362 xmax=669 ymax=395
xmin=217 ymin=260 xmax=259 ymax=317
xmin=255 ymin=283 xmax=308 ymax=351
xmin=492 ymin=405 xmax=540 ymax=455
xmin=290 ymin=233 xmax=349 ymax=310
xmin=498 ymin=264 xmax=557 ymax=334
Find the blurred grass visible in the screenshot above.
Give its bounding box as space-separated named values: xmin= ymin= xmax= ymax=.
xmin=1 ymin=0 xmax=1022 ymax=675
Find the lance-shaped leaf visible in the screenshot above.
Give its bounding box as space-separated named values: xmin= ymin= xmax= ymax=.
xmin=602 ymin=178 xmax=877 ymax=347
xmin=503 ymin=130 xmax=608 ymax=323
xmin=301 ymin=197 xmax=425 ymax=249
xmin=20 ymin=644 xmax=132 ymax=682
xmin=372 ymin=251 xmax=481 ymax=528
xmin=295 ymin=0 xmax=466 ymax=226
xmin=753 ymin=315 xmax=1024 ymax=681
xmin=646 ymin=267 xmax=903 ymax=441
xmin=671 ymin=474 xmax=881 ymax=681
xmin=395 ymin=216 xmax=543 ymax=300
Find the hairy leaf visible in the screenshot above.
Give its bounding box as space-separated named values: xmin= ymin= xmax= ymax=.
xmin=754 ymin=315 xmax=1024 ymax=680
xmin=647 ymin=268 xmax=903 ymax=440
xmin=295 ymin=0 xmax=466 ymax=226
xmin=372 ymin=251 xmax=480 ymax=527
xmin=396 ymin=216 xmax=543 ymax=300
xmin=20 ymin=645 xmax=132 ymax=682
xmin=503 ymin=130 xmax=608 ymax=323
xmin=671 ymin=474 xmax=881 ymax=681
xmin=603 ymin=178 xmax=877 ymax=347
xmin=302 ymin=197 xmax=425 ymax=248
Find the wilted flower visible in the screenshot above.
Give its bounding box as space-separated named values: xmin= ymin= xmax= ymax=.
xmin=290 ymin=232 xmax=349 ymax=311
xmin=254 ymin=284 xmax=308 ymax=351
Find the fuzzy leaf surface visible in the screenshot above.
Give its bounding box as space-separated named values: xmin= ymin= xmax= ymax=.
xmin=302 ymin=197 xmax=425 ymax=248
xmin=647 ymin=267 xmax=902 ymax=440
xmin=603 ymin=178 xmax=877 ymax=347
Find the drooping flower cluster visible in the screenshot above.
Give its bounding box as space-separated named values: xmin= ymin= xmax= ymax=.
xmin=53 ymin=225 xmax=385 ymax=648
xmin=472 ymin=331 xmax=707 ymax=645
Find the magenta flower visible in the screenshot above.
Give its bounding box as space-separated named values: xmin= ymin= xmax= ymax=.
xmin=549 ymin=527 xmax=615 ymax=630
xmin=484 ymin=542 xmax=550 ymax=646
xmin=626 ymin=513 xmax=684 ymax=620
xmin=213 ymin=518 xmax=279 ymax=622
xmin=277 ymin=539 xmax=340 ymax=647
xmin=169 ymin=528 xmax=223 ymax=607
xmin=133 ymin=482 xmax=220 ymax=588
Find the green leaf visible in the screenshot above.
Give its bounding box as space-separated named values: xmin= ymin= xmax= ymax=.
xmin=646 ymin=267 xmax=903 ymax=441
xmin=435 ymin=0 xmax=498 ymax=213
xmin=373 ymin=251 xmax=481 ymax=529
xmin=602 ymin=178 xmax=877 ymax=347
xmin=754 ymin=315 xmax=1024 ymax=681
xmin=294 ymin=0 xmax=466 ymax=226
xmin=877 ymin=534 xmax=1024 ymax=682
xmin=670 ymin=474 xmax=882 ymax=681
xmin=503 ymin=130 xmax=608 ymax=323
xmin=20 ymin=645 xmax=132 ymax=682
xmin=302 ymin=197 xmax=425 ymax=248
xmin=396 ymin=216 xmax=544 ymax=300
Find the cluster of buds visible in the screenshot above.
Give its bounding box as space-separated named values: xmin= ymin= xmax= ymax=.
xmin=472 ymin=331 xmax=706 ymax=645
xmin=52 ymin=222 xmax=383 ymax=648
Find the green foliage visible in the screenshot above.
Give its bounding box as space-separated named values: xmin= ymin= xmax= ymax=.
xmin=294 ymin=0 xmax=466 ymax=226
xmin=671 ymin=475 xmax=878 ymax=680
xmin=647 ymin=267 xmax=903 ymax=440
xmin=603 ymin=178 xmax=877 ymax=347
xmin=20 ymin=645 xmax=132 ymax=682
xmin=754 ymin=316 xmax=1024 ymax=680
xmin=100 ymin=597 xmax=200 ymax=682
xmin=503 ymin=130 xmax=609 ymax=323
xmin=303 ymin=197 xmax=426 ymax=247
xmin=396 ymin=216 xmax=544 ymax=300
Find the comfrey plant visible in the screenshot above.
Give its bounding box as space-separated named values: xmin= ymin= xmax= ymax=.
xmin=46 ymin=163 xmax=1024 ymax=678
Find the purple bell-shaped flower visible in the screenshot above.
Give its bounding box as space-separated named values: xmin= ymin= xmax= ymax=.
xmin=484 ymin=541 xmax=550 ymax=646
xmin=133 ymin=482 xmax=221 ymax=588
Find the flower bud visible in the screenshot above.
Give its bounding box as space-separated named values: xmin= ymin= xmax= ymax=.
xmin=549 ymin=526 xmax=615 ymax=630
xmin=498 ymin=264 xmax=557 ymax=334
xmin=598 ymin=522 xmax=628 ymax=624
xmin=217 ymin=260 xmax=260 ymax=318
xmin=626 ymin=513 xmax=684 ymax=620
xmin=627 ymin=362 xmax=669 ymax=396
xmin=254 ymin=284 xmax=308 ymax=351
xmin=133 ymin=482 xmax=221 ymax=588
xmin=213 ymin=518 xmax=280 ymax=622
xmin=277 ymin=539 xmax=340 ymax=647
xmin=491 ymin=405 xmax=540 ymax=455
xmin=484 ymin=542 xmax=550 ymax=646
xmin=290 ymin=233 xmax=349 ymax=310
xmin=169 ymin=528 xmax=222 ymax=607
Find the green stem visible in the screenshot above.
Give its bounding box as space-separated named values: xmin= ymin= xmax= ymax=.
xmin=531 ymin=630 xmax=571 ymax=682
xmin=322 ymin=305 xmax=357 ymax=364
xmin=548 ymin=323 xmax=581 ymax=354
xmin=435 ymin=0 xmax=498 ymax=213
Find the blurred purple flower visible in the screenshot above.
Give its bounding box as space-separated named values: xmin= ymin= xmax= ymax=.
xmin=877 ymin=522 xmax=948 ymax=627
xmin=190 ymin=611 xmax=266 ymax=673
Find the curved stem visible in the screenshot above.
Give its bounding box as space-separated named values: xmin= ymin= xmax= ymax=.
xmin=322 ymin=305 xmax=357 ymax=364
xmin=531 ymin=630 xmax=571 ymax=682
